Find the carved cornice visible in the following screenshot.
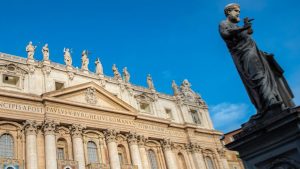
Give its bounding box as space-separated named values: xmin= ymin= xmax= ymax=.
xmin=126 ymin=132 xmax=138 ymax=145
xmin=70 ymin=124 xmax=85 ymax=138
xmin=43 ymin=120 xmax=59 ymax=135
xmin=160 ymin=138 xmax=173 ymax=151
xmin=104 ymin=129 xmax=118 ymax=143
xmin=23 ymin=120 xmax=38 ymax=136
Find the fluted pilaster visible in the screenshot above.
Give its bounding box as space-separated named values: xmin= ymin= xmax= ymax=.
xmin=138 ymin=135 xmax=150 ymax=169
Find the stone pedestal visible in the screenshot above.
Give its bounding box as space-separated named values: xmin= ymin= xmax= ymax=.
xmin=226 ymin=106 xmax=300 ymax=169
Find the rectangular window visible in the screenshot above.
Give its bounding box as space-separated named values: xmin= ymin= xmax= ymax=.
xmin=165 ymin=108 xmax=173 ymax=119
xmin=57 ymin=148 xmax=65 ymax=160
xmin=191 ymin=110 xmax=201 ymax=124
xmin=140 ymin=103 xmax=151 ymax=113
xmin=3 ymin=74 xmax=20 ymax=86
xmin=55 ymin=82 xmax=64 ymax=90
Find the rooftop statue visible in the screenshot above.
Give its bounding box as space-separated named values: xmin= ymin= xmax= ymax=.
xmin=81 ymin=50 xmax=89 ymax=71
xmin=123 ymin=67 xmax=130 ymax=83
xmin=26 ymin=41 xmax=37 ymax=60
xmin=219 ymin=3 xmax=294 ymax=114
xmin=63 ymin=48 xmax=72 ymax=67
xmin=95 ymin=58 xmax=103 ymax=75
xmin=42 ymin=43 xmax=49 ymax=61
xmin=172 ymin=80 xmax=179 ymax=96
xmin=112 ymin=64 xmax=121 ymax=80
xmin=147 ymin=74 xmax=155 ymax=90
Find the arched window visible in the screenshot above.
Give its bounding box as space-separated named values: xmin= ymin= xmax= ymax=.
xmin=117 ymin=145 xmax=128 ymax=165
xmin=206 ymin=156 xmax=216 ymax=169
xmin=87 ymin=141 xmax=99 ymax=163
xmin=148 ymin=149 xmax=158 ymax=169
xmin=57 ymin=138 xmax=68 ymax=160
xmin=0 ymin=133 xmax=14 ymax=158
xmin=177 ymin=153 xmax=187 ymax=169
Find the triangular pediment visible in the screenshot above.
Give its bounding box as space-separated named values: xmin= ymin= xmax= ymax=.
xmin=42 ymin=82 xmax=137 ymax=114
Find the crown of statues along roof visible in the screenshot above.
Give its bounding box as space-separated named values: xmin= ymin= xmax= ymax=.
xmin=225 ymin=3 xmax=240 ymax=10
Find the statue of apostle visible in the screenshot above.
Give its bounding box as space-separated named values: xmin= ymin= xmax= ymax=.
xmin=26 ymin=41 xmax=37 ymax=60
xmin=95 ymin=58 xmax=103 ymax=75
xmin=123 ymin=67 xmax=130 ymax=83
xmin=81 ymin=50 xmax=89 ymax=71
xmin=219 ymin=3 xmax=294 ymax=114
xmin=147 ymin=74 xmax=155 ymax=90
xmin=112 ymin=64 xmax=122 ymax=80
xmin=172 ymin=80 xmax=179 ymax=96
xmin=42 ymin=43 xmax=49 ymax=61
xmin=63 ymin=48 xmax=72 ymax=67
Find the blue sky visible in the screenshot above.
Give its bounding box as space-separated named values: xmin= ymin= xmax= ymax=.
xmin=0 ymin=0 xmax=299 ymax=133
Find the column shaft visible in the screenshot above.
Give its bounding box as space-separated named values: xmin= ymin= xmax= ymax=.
xmin=73 ymin=137 xmax=86 ymax=169
xmin=107 ymin=141 xmax=121 ymax=169
xmin=139 ymin=146 xmax=150 ymax=169
xmin=163 ymin=149 xmax=178 ymax=169
xmin=25 ymin=133 xmax=38 ymax=169
xmin=129 ymin=143 xmax=143 ymax=169
xmin=45 ymin=134 xmax=57 ymax=169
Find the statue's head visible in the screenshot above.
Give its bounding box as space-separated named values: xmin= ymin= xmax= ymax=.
xmin=224 ymin=3 xmax=240 ymax=23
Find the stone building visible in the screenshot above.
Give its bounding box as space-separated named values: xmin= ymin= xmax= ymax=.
xmin=0 ymin=43 xmax=243 ymax=169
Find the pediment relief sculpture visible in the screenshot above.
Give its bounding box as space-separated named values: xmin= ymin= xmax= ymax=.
xmin=42 ymin=82 xmax=137 ymax=114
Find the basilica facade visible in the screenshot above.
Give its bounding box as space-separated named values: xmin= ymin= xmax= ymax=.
xmin=0 ymin=43 xmax=243 ymax=169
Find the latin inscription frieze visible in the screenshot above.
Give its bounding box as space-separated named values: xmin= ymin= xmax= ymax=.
xmin=0 ymin=101 xmax=43 ymax=114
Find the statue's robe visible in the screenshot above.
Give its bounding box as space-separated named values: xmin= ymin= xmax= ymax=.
xmin=219 ymin=20 xmax=294 ymax=113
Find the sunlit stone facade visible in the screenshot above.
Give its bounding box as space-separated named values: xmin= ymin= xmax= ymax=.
xmin=0 ymin=46 xmax=243 ymax=169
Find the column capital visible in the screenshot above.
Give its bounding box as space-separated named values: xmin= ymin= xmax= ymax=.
xmin=43 ymin=120 xmax=59 ymax=135
xmin=137 ymin=135 xmax=147 ymax=147
xmin=70 ymin=124 xmax=85 ymax=138
xmin=104 ymin=129 xmax=118 ymax=143
xmin=185 ymin=142 xmax=202 ymax=153
xmin=160 ymin=138 xmax=173 ymax=151
xmin=23 ymin=120 xmax=38 ymax=136
xmin=126 ymin=132 xmax=138 ymax=145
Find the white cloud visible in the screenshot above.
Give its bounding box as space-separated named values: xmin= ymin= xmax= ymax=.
xmin=210 ymin=103 xmax=250 ymax=133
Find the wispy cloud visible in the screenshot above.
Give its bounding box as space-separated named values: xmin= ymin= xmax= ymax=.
xmin=210 ymin=103 xmax=251 ymax=133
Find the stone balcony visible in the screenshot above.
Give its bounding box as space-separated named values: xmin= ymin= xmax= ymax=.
xmin=57 ymin=160 xmax=78 ymax=169
xmin=86 ymin=163 xmax=110 ymax=169
xmin=0 ymin=158 xmax=24 ymax=169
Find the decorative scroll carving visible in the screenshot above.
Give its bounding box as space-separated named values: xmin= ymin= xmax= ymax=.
xmin=160 ymin=138 xmax=173 ymax=151
xmin=23 ymin=120 xmax=38 ymax=135
xmin=127 ymin=132 xmax=138 ymax=145
xmin=85 ymin=87 xmax=97 ymax=105
xmin=185 ymin=142 xmax=201 ymax=153
xmin=70 ymin=124 xmax=85 ymax=138
xmin=104 ymin=129 xmax=118 ymax=143
xmin=67 ymin=71 xmax=74 ymax=80
xmin=43 ymin=120 xmax=59 ymax=135
xmin=137 ymin=135 xmax=147 ymax=147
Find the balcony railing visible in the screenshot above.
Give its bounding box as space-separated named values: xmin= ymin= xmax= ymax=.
xmin=0 ymin=158 xmax=24 ymax=169
xmin=86 ymin=163 xmax=110 ymax=169
xmin=57 ymin=160 xmax=78 ymax=169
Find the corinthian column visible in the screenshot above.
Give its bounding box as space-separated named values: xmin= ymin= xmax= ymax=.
xmin=104 ymin=129 xmax=120 ymax=169
xmin=24 ymin=120 xmax=38 ymax=169
xmin=43 ymin=120 xmax=58 ymax=169
xmin=161 ymin=139 xmax=178 ymax=169
xmin=127 ymin=132 xmax=143 ymax=169
xmin=186 ymin=142 xmax=206 ymax=169
xmin=70 ymin=124 xmax=86 ymax=169
xmin=138 ymin=135 xmax=150 ymax=169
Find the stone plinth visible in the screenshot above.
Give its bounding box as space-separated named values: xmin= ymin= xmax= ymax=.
xmin=226 ymin=106 xmax=300 ymax=169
